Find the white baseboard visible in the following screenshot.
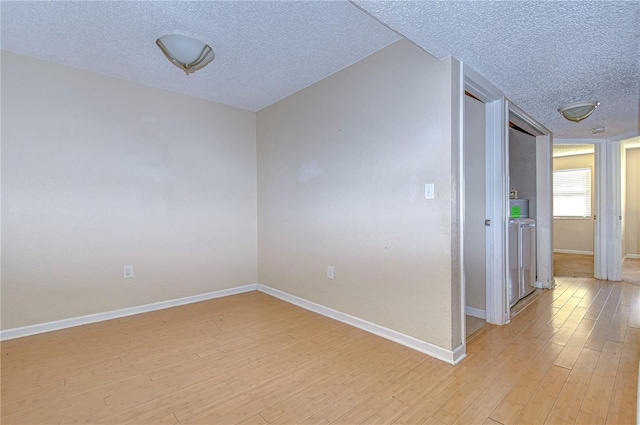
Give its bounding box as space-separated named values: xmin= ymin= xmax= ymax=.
xmin=465 ymin=306 xmax=486 ymax=319
xmin=625 ymin=254 xmax=640 ymax=259
xmin=1 ymin=282 xmax=468 ymax=366
xmin=553 ymin=249 xmax=594 ymax=256
xmin=257 ymin=284 xmax=466 ymax=365
xmin=0 ymin=284 xmax=258 ymax=341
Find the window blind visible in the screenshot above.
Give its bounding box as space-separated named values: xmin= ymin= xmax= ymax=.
xmin=553 ymin=168 xmax=592 ymax=218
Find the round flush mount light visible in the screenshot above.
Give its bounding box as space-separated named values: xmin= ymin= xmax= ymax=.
xmin=156 ymin=34 xmax=215 ymax=75
xmin=558 ymin=101 xmax=600 ymax=122
xmin=591 ymin=126 xmax=607 ymax=135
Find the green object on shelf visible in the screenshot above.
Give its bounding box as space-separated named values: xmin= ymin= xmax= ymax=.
xmin=511 ymin=206 xmax=521 ymax=218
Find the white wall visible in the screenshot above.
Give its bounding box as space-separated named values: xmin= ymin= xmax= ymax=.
xmin=625 ymin=148 xmax=640 ymax=256
xmin=1 ymin=52 xmax=258 ymax=329
xmin=553 ymin=153 xmax=595 ymax=254
xmin=257 ymin=40 xmax=460 ymax=350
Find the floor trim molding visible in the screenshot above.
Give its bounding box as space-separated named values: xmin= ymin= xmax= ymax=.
xmin=465 ymin=306 xmax=486 ymax=319
xmin=257 ymin=284 xmax=465 ymax=365
xmin=553 ymin=249 xmax=594 ymax=256
xmin=2 ymin=283 xmax=467 ymax=365
xmin=0 ymin=284 xmax=258 ymax=341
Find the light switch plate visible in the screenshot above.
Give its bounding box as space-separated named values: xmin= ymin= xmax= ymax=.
xmin=425 ymin=183 xmax=435 ymax=200
xmin=123 ymin=265 xmax=133 ymax=279
xmin=327 ymin=266 xmax=334 ymax=280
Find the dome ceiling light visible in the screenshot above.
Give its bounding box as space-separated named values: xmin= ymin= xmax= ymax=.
xmin=557 ymin=101 xmax=600 ymax=123
xmin=156 ymin=34 xmax=215 ymax=75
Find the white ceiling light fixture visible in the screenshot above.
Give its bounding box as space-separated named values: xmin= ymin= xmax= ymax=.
xmin=557 ymin=101 xmax=600 ymax=122
xmin=156 ymin=34 xmax=215 ymax=75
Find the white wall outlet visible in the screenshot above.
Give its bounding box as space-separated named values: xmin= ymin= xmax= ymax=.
xmin=327 ymin=266 xmax=334 ymax=280
xmin=123 ymin=265 xmax=133 ymax=279
xmin=425 ymin=183 xmax=435 ymax=200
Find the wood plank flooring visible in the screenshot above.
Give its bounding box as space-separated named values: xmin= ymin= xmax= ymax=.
xmin=554 ymin=253 xmax=594 ymax=279
xmin=1 ymin=278 xmax=638 ymax=424
xmin=553 ymin=253 xmax=640 ymax=286
xmin=622 ymin=258 xmax=640 ymax=285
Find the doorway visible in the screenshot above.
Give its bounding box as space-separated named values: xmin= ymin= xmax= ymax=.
xmin=461 ymin=65 xmax=553 ymax=344
xmin=460 ymin=66 xmax=554 ymax=359
xmin=551 ymin=143 xmax=597 ymax=278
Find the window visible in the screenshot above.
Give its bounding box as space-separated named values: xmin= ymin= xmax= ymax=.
xmin=553 ymin=168 xmax=591 ymax=218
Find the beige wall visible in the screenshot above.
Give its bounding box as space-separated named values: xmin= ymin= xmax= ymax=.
xmin=257 ymin=41 xmax=459 ymax=350
xmin=553 ymin=153 xmax=595 ymax=253
xmin=1 ymin=52 xmax=258 ymax=329
xmin=2 ymin=42 xmax=466 ymax=355
xmin=625 ymin=148 xmax=640 ymax=256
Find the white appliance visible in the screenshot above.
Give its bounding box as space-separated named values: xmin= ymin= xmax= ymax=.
xmin=508 ymin=218 xmax=536 ymax=307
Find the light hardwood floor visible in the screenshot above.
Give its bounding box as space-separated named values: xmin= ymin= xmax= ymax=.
xmin=554 ymin=253 xmax=594 ymax=279
xmin=2 ymin=280 xmax=638 ymax=424
xmin=554 ymin=253 xmax=640 ymax=286
xmin=622 ymin=258 xmax=640 ymax=286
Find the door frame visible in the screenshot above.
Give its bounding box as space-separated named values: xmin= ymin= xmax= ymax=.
xmin=553 ymin=138 xmax=607 ymax=279
xmin=607 ymin=130 xmax=640 ymax=281
xmin=461 ymin=63 xmax=554 ymax=337
xmin=462 ymin=65 xmax=508 ymax=327
xmin=507 ymin=102 xmax=554 ymax=292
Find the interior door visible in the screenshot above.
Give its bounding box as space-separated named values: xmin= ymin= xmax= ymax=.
xmin=464 ymin=95 xmax=487 ymax=320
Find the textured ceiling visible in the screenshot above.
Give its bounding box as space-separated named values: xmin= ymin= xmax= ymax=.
xmin=0 ymin=1 xmax=400 ymax=111
xmin=354 ymin=0 xmax=640 ymax=140
xmin=1 ymin=0 xmax=639 ymax=140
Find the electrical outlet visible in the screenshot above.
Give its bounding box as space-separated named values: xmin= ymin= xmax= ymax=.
xmin=327 ymin=266 xmax=334 ymax=280
xmin=123 ymin=265 xmax=133 ymax=279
